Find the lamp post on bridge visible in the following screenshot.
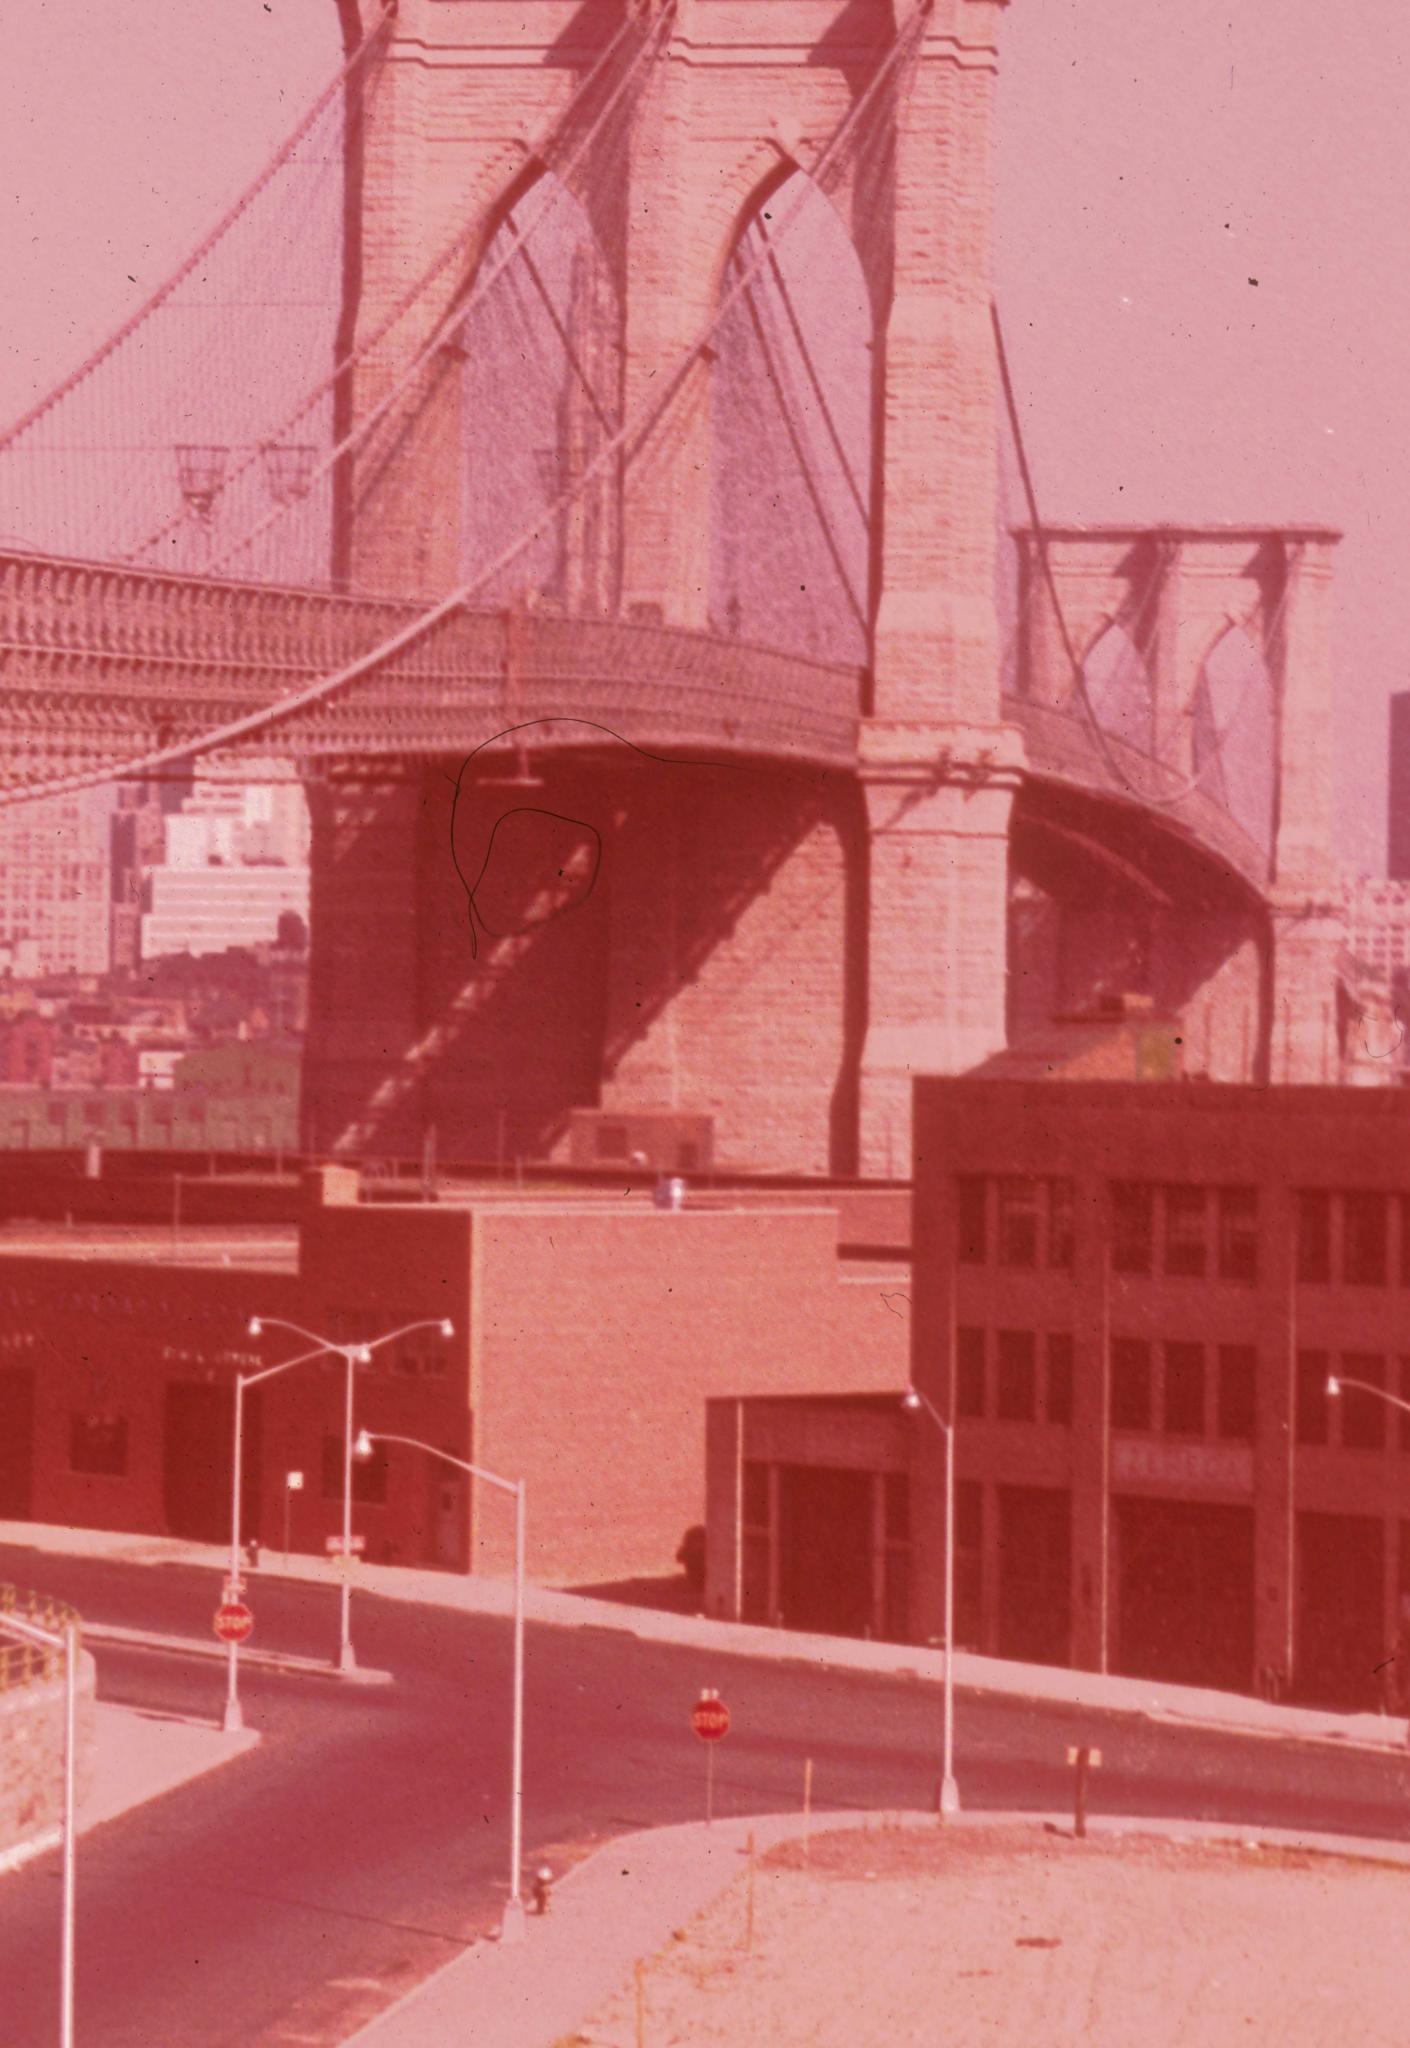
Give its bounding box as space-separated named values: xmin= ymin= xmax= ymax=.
xmin=240 ymin=1315 xmax=454 ymax=1695
xmin=355 ymin=1427 xmax=528 ymax=1942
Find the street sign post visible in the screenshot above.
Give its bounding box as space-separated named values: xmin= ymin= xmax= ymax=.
xmin=214 ymin=1601 xmax=254 ymax=1646
xmin=691 ymin=1689 xmax=730 ymax=1824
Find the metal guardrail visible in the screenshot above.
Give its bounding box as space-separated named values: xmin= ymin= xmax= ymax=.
xmin=0 ymin=1584 xmax=82 ymax=1692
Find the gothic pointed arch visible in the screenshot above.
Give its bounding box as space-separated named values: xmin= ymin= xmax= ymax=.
xmin=708 ymin=166 xmax=874 ymax=666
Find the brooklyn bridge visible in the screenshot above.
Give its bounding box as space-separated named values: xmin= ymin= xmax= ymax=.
xmin=0 ymin=0 xmax=1342 ymax=1172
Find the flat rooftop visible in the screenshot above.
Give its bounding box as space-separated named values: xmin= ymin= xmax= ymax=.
xmin=0 ymin=1223 xmax=298 ymax=1272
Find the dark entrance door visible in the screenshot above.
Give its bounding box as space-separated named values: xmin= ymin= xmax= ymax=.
xmin=777 ymin=1465 xmax=873 ymax=1638
xmin=1296 ymin=1511 xmax=1384 ymax=1709
xmin=1114 ymin=1497 xmax=1255 ymax=1693
xmin=0 ymin=1369 xmax=36 ymax=1519
xmin=997 ymin=1485 xmax=1071 ymax=1665
xmin=162 ymin=1382 xmax=262 ymax=1545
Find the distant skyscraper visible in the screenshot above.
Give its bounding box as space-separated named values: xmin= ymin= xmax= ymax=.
xmin=0 ymin=787 xmax=116 ymax=977
xmin=1390 ymin=692 xmax=1410 ymax=877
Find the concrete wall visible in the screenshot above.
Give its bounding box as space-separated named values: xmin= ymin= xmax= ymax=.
xmin=468 ymin=1203 xmax=901 ymax=1584
xmin=0 ymin=1648 xmax=96 ymax=1859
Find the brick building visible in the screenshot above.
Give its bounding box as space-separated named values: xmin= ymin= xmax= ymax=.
xmin=0 ymin=1170 xmax=904 ymax=1585
xmin=706 ymin=1078 xmax=1410 ymax=1709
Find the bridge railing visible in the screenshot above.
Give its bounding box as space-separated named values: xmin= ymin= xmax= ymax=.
xmin=0 ymin=1585 xmax=82 ymax=1693
xmin=0 ymin=548 xmax=863 ymax=779
xmin=1003 ymin=692 xmax=1270 ymax=890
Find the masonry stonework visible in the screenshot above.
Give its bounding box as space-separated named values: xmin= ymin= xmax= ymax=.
xmin=298 ymin=0 xmax=1342 ymax=1173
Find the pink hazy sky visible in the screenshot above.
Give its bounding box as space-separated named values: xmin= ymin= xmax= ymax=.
xmin=1 ymin=0 xmax=1404 ymax=870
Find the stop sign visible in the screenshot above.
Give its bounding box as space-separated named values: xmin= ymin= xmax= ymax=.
xmin=214 ymin=1600 xmax=253 ymax=1645
xmin=691 ymin=1689 xmax=730 ymax=1741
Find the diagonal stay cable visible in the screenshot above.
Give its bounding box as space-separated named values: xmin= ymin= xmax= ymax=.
xmin=992 ymin=297 xmax=1286 ymax=821
xmin=203 ymin=5 xmax=671 ymax=581
xmin=127 ymin=5 xmax=659 ymax=573
xmin=0 ymin=4 xmax=926 ymax=805
xmin=0 ymin=7 xmax=396 ymax=460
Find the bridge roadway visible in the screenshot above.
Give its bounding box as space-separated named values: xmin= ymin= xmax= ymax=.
xmin=0 ymin=546 xmax=1269 ymax=893
xmin=0 ymin=1548 xmax=1404 ymax=2044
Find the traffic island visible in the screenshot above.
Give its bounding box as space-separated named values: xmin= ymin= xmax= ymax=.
xmin=563 ymin=1820 xmax=1410 ymax=2048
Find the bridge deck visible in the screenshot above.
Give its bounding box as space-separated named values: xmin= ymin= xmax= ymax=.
xmin=0 ymin=548 xmax=1269 ymax=889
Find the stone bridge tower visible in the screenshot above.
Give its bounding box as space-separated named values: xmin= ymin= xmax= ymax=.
xmin=307 ymin=0 xmax=1028 ymax=1173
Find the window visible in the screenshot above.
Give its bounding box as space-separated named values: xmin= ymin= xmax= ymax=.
xmin=1046 ymin=1333 xmax=1074 ymax=1427
xmin=996 ymin=1330 xmax=1037 ymax=1422
xmin=1164 ymin=1187 xmax=1208 ymax=1278
xmin=1047 ymin=1179 xmax=1076 ymax=1270
xmin=1295 ymin=1349 xmax=1330 ymax=1446
xmin=1344 ymin=1193 xmax=1389 ymax=1287
xmin=1162 ymin=1342 xmax=1204 ymax=1436
xmin=1217 ymin=1346 xmax=1257 ymax=1442
xmin=322 ymin=1433 xmax=388 ymax=1504
xmin=1340 ymin=1354 xmax=1387 ymax=1451
xmin=1216 ymin=1188 xmax=1258 ymax=1283
xmin=997 ymin=1179 xmax=1040 ymax=1268
xmin=1112 ymin=1183 xmax=1154 ymax=1275
xmin=1297 ymin=1190 xmax=1332 ymax=1285
xmin=1111 ymin=1339 xmax=1152 ymax=1431
xmin=956 ymin=1327 xmax=986 ymax=1418
xmin=69 ymin=1412 xmax=127 ymax=1477
xmin=956 ymin=1177 xmax=987 ymax=1265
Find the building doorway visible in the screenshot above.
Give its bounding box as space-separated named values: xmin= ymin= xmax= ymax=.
xmin=1114 ymin=1497 xmax=1254 ymax=1694
xmin=776 ymin=1464 xmax=873 ymax=1638
xmin=1296 ymin=1512 xmax=1384 ymax=1709
xmin=433 ymin=1466 xmax=466 ymax=1570
xmin=0 ymin=1369 xmax=35 ymax=1519
xmin=997 ymin=1485 xmax=1071 ymax=1666
xmin=162 ymin=1381 xmax=262 ymax=1546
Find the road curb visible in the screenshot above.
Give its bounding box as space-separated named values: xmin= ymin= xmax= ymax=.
xmin=83 ymin=1620 xmax=395 ymax=1687
xmin=4 ymin=1518 xmax=1404 ymax=1756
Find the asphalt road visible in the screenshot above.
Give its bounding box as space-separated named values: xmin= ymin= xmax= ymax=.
xmin=2 ymin=1547 xmax=1408 ymax=2046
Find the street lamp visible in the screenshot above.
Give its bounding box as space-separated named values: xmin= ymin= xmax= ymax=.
xmin=243 ymin=1316 xmax=453 ymax=1686
xmin=901 ymin=1383 xmax=961 ymax=1817
xmin=1326 ymin=1373 xmax=1410 ymax=1419
xmin=355 ymin=1427 xmax=528 ymax=1942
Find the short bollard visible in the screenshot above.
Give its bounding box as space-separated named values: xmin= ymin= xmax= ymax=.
xmin=1066 ymin=1745 xmax=1101 ymax=1838
xmin=532 ymin=1865 xmax=554 ymax=1914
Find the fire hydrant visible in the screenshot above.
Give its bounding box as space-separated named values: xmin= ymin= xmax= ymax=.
xmin=531 ymin=1865 xmax=554 ymax=1915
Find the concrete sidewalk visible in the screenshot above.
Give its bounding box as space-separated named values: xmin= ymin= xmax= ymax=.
xmin=343 ymin=1806 xmax=1410 ymax=2048
xmin=0 ymin=1698 xmax=259 ymax=1878
xmin=3 ymin=1517 xmax=1406 ymax=1756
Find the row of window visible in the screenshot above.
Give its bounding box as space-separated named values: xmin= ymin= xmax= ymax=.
xmin=67 ymin=1415 xmax=402 ymax=1500
xmin=1297 ymin=1191 xmax=1410 ymax=1288
xmin=1110 ymin=1339 xmax=1256 ymax=1441
xmin=1111 ymin=1184 xmax=1258 ymax=1283
xmin=957 ymin=1177 xmax=1074 ymax=1271
xmin=957 ymin=1327 xmax=1074 ymax=1426
xmin=957 ymin=1177 xmax=1410 ymax=1291
xmin=1296 ymin=1353 xmax=1410 ymax=1450
xmin=953 ymin=1330 xmax=1257 ymax=1443
xmin=956 ymin=1176 xmax=1259 ymax=1282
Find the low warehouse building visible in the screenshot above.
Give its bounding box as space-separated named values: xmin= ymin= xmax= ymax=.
xmin=0 ymin=1169 xmax=905 ymax=1586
